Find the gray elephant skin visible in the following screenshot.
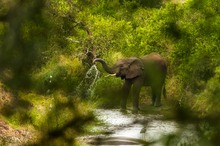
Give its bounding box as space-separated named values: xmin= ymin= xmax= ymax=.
xmin=93 ymin=53 xmax=167 ymax=112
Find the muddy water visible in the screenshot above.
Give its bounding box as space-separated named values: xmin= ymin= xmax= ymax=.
xmin=83 ymin=109 xmax=199 ymax=146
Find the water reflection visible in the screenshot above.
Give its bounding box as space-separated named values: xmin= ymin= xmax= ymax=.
xmin=90 ymin=109 xmax=199 ymax=146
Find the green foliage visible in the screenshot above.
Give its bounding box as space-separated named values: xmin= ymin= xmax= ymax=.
xmin=32 ymin=55 xmax=84 ymax=93
xmin=83 ymin=14 xmax=134 ymax=56
xmin=131 ymin=7 xmax=172 ymax=55
xmin=193 ymin=67 xmax=220 ymax=118
xmin=169 ymin=0 xmax=220 ymax=90
xmin=19 ymin=93 xmax=53 ymax=128
xmin=0 ymin=0 xmax=220 ymax=144
xmin=91 ymin=77 xmax=122 ymax=108
xmin=1 ymin=91 xmax=94 ymax=145
xmin=0 ymin=0 xmax=47 ymax=89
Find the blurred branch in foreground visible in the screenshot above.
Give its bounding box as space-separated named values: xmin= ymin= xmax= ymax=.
xmin=0 ymin=0 xmax=47 ymax=89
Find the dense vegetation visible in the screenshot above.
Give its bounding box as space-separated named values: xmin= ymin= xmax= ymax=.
xmin=0 ymin=0 xmax=219 ymax=145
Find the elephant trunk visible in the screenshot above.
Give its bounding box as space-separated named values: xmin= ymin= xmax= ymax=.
xmin=93 ymin=58 xmax=115 ymax=74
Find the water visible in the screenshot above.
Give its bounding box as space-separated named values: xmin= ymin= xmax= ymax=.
xmin=82 ymin=109 xmax=200 ymax=146
xmin=76 ymin=65 xmax=100 ymax=99
xmin=86 ymin=65 xmax=100 ymax=88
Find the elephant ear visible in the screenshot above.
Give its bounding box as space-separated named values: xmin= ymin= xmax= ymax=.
xmin=126 ymin=58 xmax=144 ymax=79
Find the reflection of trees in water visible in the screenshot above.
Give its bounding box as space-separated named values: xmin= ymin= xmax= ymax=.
xmin=84 ymin=109 xmax=200 ymax=146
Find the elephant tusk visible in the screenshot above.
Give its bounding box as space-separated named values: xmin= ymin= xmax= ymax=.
xmin=105 ymin=73 xmax=116 ymax=77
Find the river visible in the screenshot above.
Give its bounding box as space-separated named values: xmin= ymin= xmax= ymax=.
xmin=80 ymin=109 xmax=200 ymax=146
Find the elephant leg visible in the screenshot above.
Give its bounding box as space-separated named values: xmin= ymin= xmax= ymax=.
xmin=121 ymin=80 xmax=131 ymax=110
xmin=151 ymin=86 xmax=156 ymax=106
xmin=154 ymin=86 xmax=162 ymax=107
xmin=132 ymin=80 xmax=143 ymax=111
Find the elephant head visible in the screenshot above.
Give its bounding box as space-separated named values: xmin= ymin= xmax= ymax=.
xmin=93 ymin=57 xmax=144 ymax=80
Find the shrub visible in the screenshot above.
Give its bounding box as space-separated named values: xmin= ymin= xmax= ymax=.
xmin=91 ymin=76 xmax=122 ymax=108
xmin=32 ymin=55 xmax=84 ymax=93
xmin=193 ymin=66 xmax=220 ymax=118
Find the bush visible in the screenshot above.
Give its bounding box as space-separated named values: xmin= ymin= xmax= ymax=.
xmin=32 ymin=55 xmax=84 ymax=93
xmin=91 ymin=76 xmax=122 ymax=108
xmin=193 ymin=66 xmax=220 ymax=118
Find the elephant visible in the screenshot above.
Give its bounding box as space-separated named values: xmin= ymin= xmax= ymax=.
xmin=93 ymin=53 xmax=167 ymax=112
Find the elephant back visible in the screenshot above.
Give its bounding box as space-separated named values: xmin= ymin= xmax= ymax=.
xmin=142 ymin=53 xmax=163 ymax=62
xmin=142 ymin=53 xmax=166 ymax=71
